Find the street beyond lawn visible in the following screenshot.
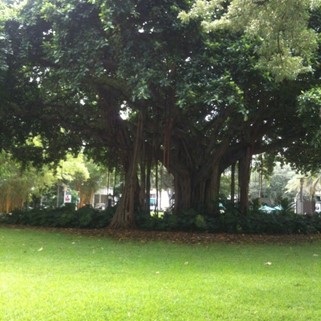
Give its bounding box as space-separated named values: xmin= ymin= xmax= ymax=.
xmin=0 ymin=227 xmax=321 ymax=321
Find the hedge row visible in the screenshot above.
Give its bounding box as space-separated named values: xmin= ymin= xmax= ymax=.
xmin=137 ymin=210 xmax=321 ymax=235
xmin=1 ymin=205 xmax=321 ymax=234
xmin=0 ymin=204 xmax=115 ymax=228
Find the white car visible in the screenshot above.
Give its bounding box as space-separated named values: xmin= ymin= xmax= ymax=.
xmin=94 ymin=203 xmax=106 ymax=210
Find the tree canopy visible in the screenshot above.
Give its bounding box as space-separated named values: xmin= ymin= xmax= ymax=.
xmin=1 ymin=0 xmax=321 ymax=227
xmin=179 ymin=0 xmax=321 ymax=81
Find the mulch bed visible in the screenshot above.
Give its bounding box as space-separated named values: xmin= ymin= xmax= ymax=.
xmin=2 ymin=224 xmax=321 ymax=244
xmin=82 ymin=228 xmax=321 ymax=244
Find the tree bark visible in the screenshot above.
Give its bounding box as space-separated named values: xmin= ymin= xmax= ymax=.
xmin=110 ymin=113 xmax=143 ymax=228
xmin=145 ymin=155 xmax=152 ymax=212
xmin=204 ymin=164 xmax=221 ymax=215
xmin=173 ymin=169 xmax=192 ymax=214
xmin=238 ymin=146 xmax=253 ymax=215
xmin=230 ymin=163 xmax=236 ymax=206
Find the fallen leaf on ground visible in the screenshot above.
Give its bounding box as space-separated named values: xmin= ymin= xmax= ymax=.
xmin=9 ymin=225 xmax=321 ymax=245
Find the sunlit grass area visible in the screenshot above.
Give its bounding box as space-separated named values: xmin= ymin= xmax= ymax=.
xmin=1 ymin=226 xmax=321 ymax=320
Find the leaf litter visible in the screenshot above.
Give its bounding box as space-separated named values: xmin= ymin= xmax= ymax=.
xmin=5 ymin=225 xmax=321 ymax=245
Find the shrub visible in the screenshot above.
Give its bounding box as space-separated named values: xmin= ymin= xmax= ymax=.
xmin=0 ymin=210 xmax=24 ymax=225
xmin=77 ymin=206 xmax=95 ymax=227
xmin=0 ymin=205 xmax=114 ymax=229
xmin=194 ymin=214 xmax=207 ymax=230
xmin=3 ymin=204 xmax=321 ymax=235
xmin=91 ymin=207 xmax=115 ymax=228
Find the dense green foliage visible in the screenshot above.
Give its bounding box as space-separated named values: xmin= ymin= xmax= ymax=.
xmin=1 ymin=0 xmax=321 ymax=227
xmin=1 ymin=205 xmax=115 ymax=228
xmin=0 ymin=150 xmax=112 ymax=211
xmin=180 ymin=0 xmax=320 ymax=81
xmin=3 ymin=203 xmax=321 ymax=234
xmin=138 ymin=209 xmax=321 ymax=235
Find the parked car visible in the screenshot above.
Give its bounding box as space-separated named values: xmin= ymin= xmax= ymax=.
xmin=259 ymin=204 xmax=282 ymax=214
xmin=94 ymin=203 xmax=106 ymax=210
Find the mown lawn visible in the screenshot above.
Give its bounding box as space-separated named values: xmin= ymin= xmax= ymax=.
xmin=0 ymin=226 xmax=321 ymax=321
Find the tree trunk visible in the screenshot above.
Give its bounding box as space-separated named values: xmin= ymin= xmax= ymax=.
xmin=238 ymin=146 xmax=252 ymax=215
xmin=110 ymin=114 xmax=143 ymax=228
xmin=154 ymin=161 xmax=159 ymax=213
xmin=110 ymin=171 xmax=139 ymax=228
xmin=145 ymin=155 xmax=152 ymax=212
xmin=191 ymin=178 xmax=206 ymax=211
xmin=139 ymin=144 xmax=146 ymax=211
xmin=230 ymin=163 xmax=236 ymax=206
xmin=204 ymin=164 xmax=221 ymax=215
xmin=173 ymin=169 xmax=192 ymax=214
xmin=171 ymin=165 xmax=222 ymax=216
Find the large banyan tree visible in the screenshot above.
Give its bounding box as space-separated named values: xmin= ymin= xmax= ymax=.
xmin=2 ymin=0 xmax=321 ymax=227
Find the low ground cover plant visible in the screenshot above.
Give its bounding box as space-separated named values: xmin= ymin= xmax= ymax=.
xmin=0 ymin=205 xmax=115 ymax=228
xmin=0 ymin=227 xmax=321 ymax=321
xmin=137 ymin=210 xmax=321 ymax=234
xmin=2 ymin=201 xmax=321 ymax=234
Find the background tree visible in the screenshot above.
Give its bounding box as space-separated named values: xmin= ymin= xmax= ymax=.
xmin=179 ymin=0 xmax=320 ymax=81
xmin=0 ymin=151 xmax=55 ymax=212
xmin=78 ymin=162 xmax=111 ymax=207
xmin=286 ymin=173 xmax=321 ymax=202
xmin=250 ymin=159 xmax=296 ymax=203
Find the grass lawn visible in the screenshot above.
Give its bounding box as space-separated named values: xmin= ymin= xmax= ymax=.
xmin=0 ymin=227 xmax=321 ymax=321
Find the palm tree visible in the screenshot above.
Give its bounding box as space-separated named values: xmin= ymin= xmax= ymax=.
xmin=286 ymin=174 xmax=321 ymax=200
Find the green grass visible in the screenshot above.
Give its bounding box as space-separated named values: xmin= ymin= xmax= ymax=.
xmin=1 ymin=227 xmax=321 ymax=320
